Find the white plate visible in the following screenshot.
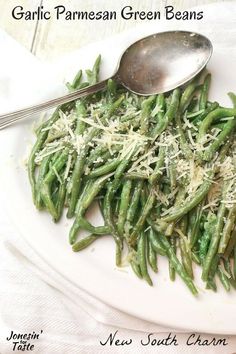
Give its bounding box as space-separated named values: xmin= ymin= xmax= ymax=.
xmin=1 ymin=5 xmax=236 ymax=334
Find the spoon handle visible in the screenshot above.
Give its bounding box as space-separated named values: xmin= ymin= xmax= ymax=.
xmin=0 ymin=79 xmax=109 ymax=130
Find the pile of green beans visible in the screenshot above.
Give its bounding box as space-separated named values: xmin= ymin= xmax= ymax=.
xmin=28 ymin=56 xmax=236 ymax=295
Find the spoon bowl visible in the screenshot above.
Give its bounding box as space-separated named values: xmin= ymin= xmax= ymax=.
xmin=0 ymin=30 xmax=213 ymax=129
xmin=117 ymin=31 xmax=213 ymax=95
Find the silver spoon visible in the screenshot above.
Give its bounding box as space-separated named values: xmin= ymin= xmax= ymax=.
xmin=0 ymin=31 xmax=212 ymax=129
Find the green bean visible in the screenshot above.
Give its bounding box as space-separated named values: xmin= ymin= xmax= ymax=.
xmin=234 ymin=243 xmax=236 ymax=280
xmin=158 ymin=234 xmax=198 ymax=295
xmin=43 ymin=147 xmax=69 ymax=185
xmin=203 ymin=118 xmax=236 ymax=161
xmin=34 ymin=106 xmax=63 ymax=136
xmin=126 ymin=180 xmax=143 ymax=223
xmin=210 ymin=254 xmax=220 ymax=275
xmin=120 ymin=114 xmax=139 ymax=123
xmin=147 ymin=228 xmax=166 ymax=256
xmin=113 ymin=196 xmax=120 ymax=219
xmin=169 ymin=236 xmax=176 ymax=281
xmin=199 ymin=74 xmax=211 ymax=110
xmin=114 ymin=156 xmax=133 ymax=181
xmin=224 ymin=227 xmax=236 ymax=259
xmin=191 ymin=251 xmax=201 ymax=265
xmin=125 ymin=172 xmax=149 ymax=180
xmin=179 ymin=79 xmax=198 ymax=112
xmin=35 ymin=155 xmax=52 ymax=210
xmin=85 ymin=54 xmax=101 ymax=85
xmin=66 ymin=71 xmax=82 ymax=91
xmin=130 ymin=260 xmax=143 ymax=279
xmin=103 ymin=183 xmax=123 ymax=266
xmin=117 ymin=180 xmax=132 ymax=236
xmin=149 ymin=146 xmax=165 ymax=184
xmin=178 ymin=216 xmax=193 ymax=278
xmin=223 ymin=258 xmax=234 ymax=279
xmin=219 ymin=205 xmax=236 ymax=254
xmin=77 ymin=217 xmax=109 ymax=234
xmin=151 ymin=89 xmax=180 ymax=139
xmin=75 ymin=180 xmax=94 ymax=215
xmin=219 ymin=137 xmax=233 ymax=165
xmin=217 ymin=268 xmax=230 ymax=291
xmin=140 ymin=95 xmax=156 ymax=135
xmin=129 ymin=190 xmax=155 ymax=246
xmin=169 ymin=159 xmax=176 ymax=190
xmin=69 ymin=217 xmax=83 ymax=245
xmin=91 ymin=147 xmax=121 ymax=168
xmin=101 ymin=159 xmax=133 ymax=256
xmin=106 ymin=94 xmax=125 ymax=117
xmin=70 ymin=216 xmax=108 ymax=245
xmin=55 ymin=180 xmax=67 ymax=222
xmin=28 ymin=110 xmax=59 ymax=203
xmin=175 ymin=111 xmax=193 ymax=160
xmin=75 ymin=100 xmax=87 ymax=135
xmin=206 ymin=254 xmax=219 ymax=291
xmin=40 ymin=181 xmax=58 ymax=220
xmin=150 ymin=217 xmax=168 ymax=235
xmin=106 ymin=79 xmax=117 ymax=101
xmin=77 ymin=82 xmax=90 ymax=90
xmin=45 ymin=85 xmax=89 ymax=142
xmin=147 ymin=237 xmax=158 ymax=273
xmin=197 ymin=107 xmax=236 ymax=142
xmin=71 ymin=69 xmax=83 ymax=89
xmin=152 ymin=94 xmax=165 ymax=122
xmin=186 ymin=97 xmax=197 ymax=113
xmin=87 ymin=146 xmax=109 ymax=166
xmin=138 ymin=232 xmax=153 ymax=285
xmin=127 ymin=245 xmax=142 ymax=276
xmin=88 ymin=159 xmax=120 ymax=178
xmin=199 ymin=213 xmax=216 ymax=264
xmin=187 ymin=109 xmax=204 ymax=119
xmin=162 ymin=209 xmax=174 ymax=236
xmin=81 ymin=174 xmax=112 ymax=214
xmin=188 ymin=201 xmax=204 ymax=248
xmin=72 ymin=234 xmax=101 ymax=252
xmin=174 ymin=185 xmax=186 ymax=205
xmin=69 ymin=180 xmax=94 ymax=244
xmin=40 ymin=149 xmax=69 ymax=220
xmin=192 ymin=101 xmax=219 ymax=126
xmin=202 ymin=183 xmax=228 ymax=281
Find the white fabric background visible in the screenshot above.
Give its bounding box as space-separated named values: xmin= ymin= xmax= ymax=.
xmin=1 ymin=2 xmax=236 ymax=353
